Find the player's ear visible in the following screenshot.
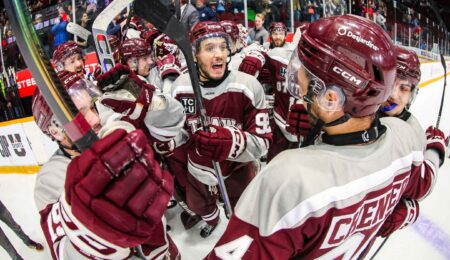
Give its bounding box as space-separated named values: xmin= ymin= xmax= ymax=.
xmin=317 ymin=85 xmax=346 ymax=112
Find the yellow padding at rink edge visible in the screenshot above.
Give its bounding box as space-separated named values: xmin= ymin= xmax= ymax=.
xmin=0 ymin=165 xmax=41 ymax=174
xmin=0 ymin=116 xmax=34 ymax=127
xmin=419 ymin=72 xmax=450 ymax=89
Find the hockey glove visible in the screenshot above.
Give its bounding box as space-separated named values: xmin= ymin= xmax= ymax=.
xmin=238 ymin=50 xmax=266 ymax=77
xmin=192 ymin=125 xmax=247 ymax=162
xmin=63 ymin=129 xmax=174 ymax=248
xmin=156 ymin=54 xmax=181 ymax=81
xmin=425 ymin=125 xmax=448 ymax=166
xmin=96 ymin=63 xmax=131 ymax=91
xmin=286 ymin=102 xmax=312 ymax=138
xmin=100 ymin=77 xmax=155 ymax=128
xmin=377 ymin=198 xmax=420 ymax=238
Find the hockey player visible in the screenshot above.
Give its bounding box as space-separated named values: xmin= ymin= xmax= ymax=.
xmin=207 ymin=15 xmax=444 ymax=259
xmin=168 ymin=21 xmax=271 ymax=237
xmin=238 ymin=23 xmax=307 ymax=161
xmin=33 ymin=71 xmax=178 ymax=259
xmin=96 ymin=37 xmax=185 ymax=148
xmin=374 ymin=46 xmax=448 ymax=238
xmin=265 ymin=22 xmax=289 ymax=49
xmin=52 ymin=40 xmax=98 ymax=80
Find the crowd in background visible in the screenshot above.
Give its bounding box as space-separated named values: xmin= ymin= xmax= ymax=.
xmin=0 ymin=0 xmax=448 ymax=122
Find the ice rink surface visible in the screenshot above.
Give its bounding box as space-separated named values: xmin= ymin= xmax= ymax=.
xmin=0 ymin=73 xmax=448 ymax=259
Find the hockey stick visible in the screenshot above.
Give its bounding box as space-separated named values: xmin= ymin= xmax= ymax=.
xmin=4 ymin=0 xmax=97 ymax=152
xmin=436 ymin=54 xmax=447 ymax=129
xmin=369 ymin=236 xmax=390 ymax=260
xmin=120 ymin=4 xmax=133 ymax=43
xmin=92 ymin=0 xmax=133 ymax=72
xmin=67 ymin=22 xmax=91 ymax=41
xmin=134 ymin=0 xmax=233 ymax=219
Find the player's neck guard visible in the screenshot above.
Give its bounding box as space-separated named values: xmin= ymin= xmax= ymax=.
xmin=199 ymin=69 xmax=230 ymax=88
xmin=321 ymin=118 xmax=386 ymax=146
xmin=395 ymin=109 xmax=411 ymax=122
xmin=378 ymin=109 xmax=411 ymax=122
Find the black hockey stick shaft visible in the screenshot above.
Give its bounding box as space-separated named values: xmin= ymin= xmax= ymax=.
xmin=436 ymin=54 xmax=447 ymax=129
xmin=369 ymin=236 xmax=390 ymax=260
xmin=121 ymin=4 xmax=134 ymax=43
xmin=4 ymin=0 xmax=97 ymax=152
xmin=134 ymin=0 xmax=233 ymax=219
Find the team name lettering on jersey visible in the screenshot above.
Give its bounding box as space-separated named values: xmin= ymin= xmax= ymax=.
xmin=187 ymin=117 xmax=242 ymax=133
xmin=321 ymin=175 xmax=410 ymax=249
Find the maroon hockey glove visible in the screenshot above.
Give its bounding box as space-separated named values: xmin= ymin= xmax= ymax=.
xmin=192 ymin=125 xmax=247 ymax=162
xmin=64 ymin=129 xmax=174 ymax=248
xmin=96 ymin=63 xmax=131 ymax=91
xmin=238 ymin=50 xmax=266 ymax=77
xmin=156 ymin=54 xmax=181 ymax=81
xmin=101 ymin=79 xmax=155 ymax=128
xmin=425 ymin=125 xmax=448 ymax=166
xmin=377 ymin=199 xmax=419 ymax=238
xmin=286 ymin=103 xmax=312 ymax=138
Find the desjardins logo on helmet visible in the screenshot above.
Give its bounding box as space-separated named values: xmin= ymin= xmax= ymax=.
xmin=337 ymin=27 xmax=379 ymax=51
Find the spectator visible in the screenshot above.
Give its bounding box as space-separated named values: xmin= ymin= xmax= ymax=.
xmin=178 ymin=0 xmax=199 ymax=30
xmin=51 ymin=7 xmax=70 ymax=49
xmin=376 ymin=9 xmax=386 ymax=30
xmin=106 ymin=14 xmax=125 ymax=37
xmin=263 ymin=0 xmax=280 ymax=29
xmin=196 ymin=0 xmax=218 ymax=22
xmin=248 ymin=13 xmax=270 ymax=45
xmin=421 ymin=41 xmax=427 ymax=50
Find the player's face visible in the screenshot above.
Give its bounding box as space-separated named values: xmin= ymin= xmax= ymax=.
xmin=382 ymin=78 xmax=412 ymax=116
xmin=64 ymin=54 xmax=85 ymax=77
xmin=197 ymin=37 xmax=228 ymax=81
xmin=71 ymin=90 xmax=101 ymax=134
xmin=136 ymin=54 xmax=153 ymax=77
xmin=271 ymin=31 xmax=286 ymax=47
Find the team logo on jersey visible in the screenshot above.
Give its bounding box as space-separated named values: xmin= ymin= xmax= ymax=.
xmin=180 ymin=97 xmax=196 ymax=114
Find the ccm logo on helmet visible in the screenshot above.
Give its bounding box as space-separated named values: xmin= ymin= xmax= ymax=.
xmin=332 ymin=66 xmax=362 ymax=86
xmin=397 ymin=64 xmax=407 ymax=70
xmin=337 ymin=27 xmax=379 ymax=51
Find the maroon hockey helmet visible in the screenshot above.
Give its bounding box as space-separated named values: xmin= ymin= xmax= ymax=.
xmin=269 ymin=22 xmax=287 ymax=35
xmin=395 ymin=46 xmax=421 ymax=87
xmin=287 ymin=14 xmax=396 ymax=117
xmin=52 ymin=41 xmax=83 ymax=68
xmin=32 ymin=71 xmax=101 ymax=138
xmin=142 ymin=28 xmax=162 ymax=47
xmin=395 ymin=46 xmax=421 ymax=106
xmin=154 ymin=34 xmax=180 ymax=59
xmin=190 ymin=21 xmax=232 ymax=53
xmin=119 ymin=38 xmax=152 ymax=63
xmin=220 ymin=20 xmax=239 ymax=42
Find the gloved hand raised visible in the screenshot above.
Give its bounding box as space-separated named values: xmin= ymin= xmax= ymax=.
xmin=286 ymin=102 xmax=312 ymax=138
xmin=63 ymin=129 xmax=174 ymax=248
xmin=238 ymin=50 xmax=266 ymax=77
xmin=99 ymin=64 xmax=156 ymax=127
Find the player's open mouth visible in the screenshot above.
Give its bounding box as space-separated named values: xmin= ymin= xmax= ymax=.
xmin=212 ymin=63 xmax=224 ymax=70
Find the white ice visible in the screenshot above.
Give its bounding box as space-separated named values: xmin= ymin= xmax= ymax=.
xmin=0 ymin=74 xmax=449 ymax=259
